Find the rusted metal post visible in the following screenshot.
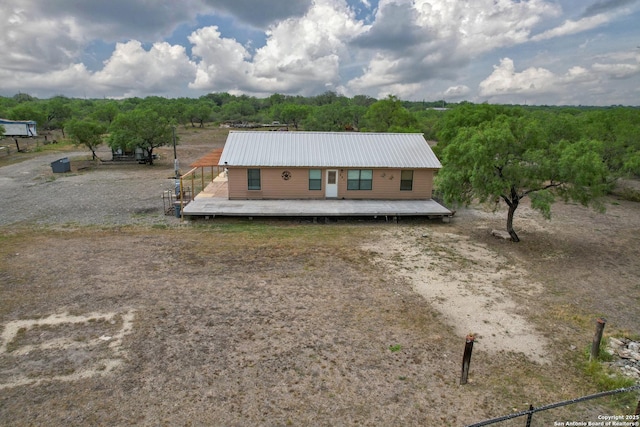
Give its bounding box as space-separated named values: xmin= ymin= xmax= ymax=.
xmin=460 ymin=334 xmax=475 ymax=385
xmin=590 ymin=318 xmax=606 ymax=362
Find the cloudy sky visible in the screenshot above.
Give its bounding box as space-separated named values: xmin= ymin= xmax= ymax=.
xmin=1 ymin=0 xmax=639 ymax=105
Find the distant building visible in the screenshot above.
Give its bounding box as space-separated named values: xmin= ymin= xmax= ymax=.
xmin=0 ymin=119 xmax=37 ymax=137
xmin=219 ymin=131 xmax=442 ymax=201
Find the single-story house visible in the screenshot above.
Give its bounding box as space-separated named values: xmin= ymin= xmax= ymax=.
xmin=218 ymin=131 xmax=442 ymax=201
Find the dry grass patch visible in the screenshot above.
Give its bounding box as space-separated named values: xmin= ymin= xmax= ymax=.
xmin=0 ymin=216 xmax=638 ymax=425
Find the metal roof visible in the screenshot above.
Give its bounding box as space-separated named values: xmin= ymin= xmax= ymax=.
xmin=218 ymin=131 xmax=442 ymax=169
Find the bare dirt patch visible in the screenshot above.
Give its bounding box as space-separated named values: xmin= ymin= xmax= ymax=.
xmin=0 ymin=127 xmax=639 ymax=425
xmin=0 ymin=310 xmax=135 ymax=389
xmin=363 ymin=228 xmax=550 ymax=364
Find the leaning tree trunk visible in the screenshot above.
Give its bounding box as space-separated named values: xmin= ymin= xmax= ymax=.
xmin=90 ymin=149 xmax=102 ymax=162
xmin=503 ymin=187 xmax=521 ymax=242
xmin=506 ymin=202 xmax=520 ymax=242
xmin=502 ymin=187 xmax=520 ymax=242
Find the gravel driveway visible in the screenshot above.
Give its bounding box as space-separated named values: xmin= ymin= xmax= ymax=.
xmin=0 ymin=152 xmax=178 ymax=227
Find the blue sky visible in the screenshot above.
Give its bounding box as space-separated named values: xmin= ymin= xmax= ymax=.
xmin=1 ymin=0 xmax=639 ymax=105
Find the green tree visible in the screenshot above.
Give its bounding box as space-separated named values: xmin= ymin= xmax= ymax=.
xmin=267 ymin=93 xmax=286 ymax=107
xmin=221 ymin=100 xmax=256 ymax=122
xmin=203 ymin=92 xmax=233 ymax=106
xmin=66 ymin=119 xmax=107 ymax=160
xmin=581 ymin=108 xmax=640 ymax=176
xmin=435 ymin=102 xmax=516 ymax=143
xmin=13 ymin=93 xmax=36 ymax=103
xmin=186 ymin=103 xmax=212 ymax=127
xmin=352 ymin=94 xmax=376 ymax=107
xmin=436 ymin=112 xmax=609 ymax=242
xmin=45 ymin=96 xmax=73 ymax=134
xmin=92 ymin=101 xmax=120 ymax=125
xmin=7 ymin=103 xmax=47 ymax=126
xmin=303 ymin=103 xmax=348 ymax=131
xmin=108 ymin=109 xmax=173 ymax=165
xmin=362 ymin=95 xmax=419 ymax=132
xmin=345 ymin=105 xmax=368 ymax=131
xmin=312 ymin=91 xmax=340 ymax=106
xmin=280 ymin=104 xmax=310 ymax=130
xmin=415 ymin=109 xmax=447 ymax=140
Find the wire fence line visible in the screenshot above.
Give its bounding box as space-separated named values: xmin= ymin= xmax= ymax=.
xmin=466 ymin=384 xmax=640 ymax=427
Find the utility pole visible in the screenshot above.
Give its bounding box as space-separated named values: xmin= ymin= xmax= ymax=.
xmin=172 ymin=126 xmax=179 ymax=178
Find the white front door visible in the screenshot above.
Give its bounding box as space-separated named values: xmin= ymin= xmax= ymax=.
xmin=326 ymin=170 xmax=338 ymax=198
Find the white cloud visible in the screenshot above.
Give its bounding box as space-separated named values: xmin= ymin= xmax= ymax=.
xmin=531 ymin=14 xmax=612 ymax=42
xmin=592 ymin=62 xmax=640 ymax=79
xmin=479 ymin=58 xmax=557 ymax=96
xmin=93 ymin=41 xmax=197 ymax=98
xmin=0 ymin=0 xmax=637 ymax=104
xmin=190 ymin=0 xmax=365 ymax=95
xmin=444 ymin=85 xmax=471 ymax=98
xmin=0 ymin=4 xmax=86 ymax=72
xmin=0 ymin=64 xmax=93 ymax=97
xmin=34 ymin=0 xmax=206 ymax=42
xmin=252 ymin=0 xmax=364 ymax=88
xmin=565 ymin=66 xmax=595 ymax=83
xmin=344 ymin=0 xmax=561 ymax=98
xmin=477 ymin=55 xmax=640 ymax=104
xmin=188 ymin=26 xmax=253 ymax=91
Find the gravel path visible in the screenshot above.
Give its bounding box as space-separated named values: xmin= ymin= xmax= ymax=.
xmin=0 ymin=152 xmax=179 ymax=227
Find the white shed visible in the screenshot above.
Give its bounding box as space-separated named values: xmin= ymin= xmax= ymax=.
xmin=0 ymin=119 xmax=37 ymax=137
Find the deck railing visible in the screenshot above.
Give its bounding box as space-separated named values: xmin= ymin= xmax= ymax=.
xmin=177 ymin=165 xmax=220 ymax=218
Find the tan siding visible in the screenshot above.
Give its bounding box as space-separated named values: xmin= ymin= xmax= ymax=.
xmin=227 ymin=168 xmax=252 ymax=199
xmin=261 ymin=168 xmax=320 ymax=199
xmin=227 ymin=167 xmax=435 ymax=200
xmin=340 ymin=169 xmax=434 ymax=199
xmin=228 ymin=168 xmax=324 ymax=199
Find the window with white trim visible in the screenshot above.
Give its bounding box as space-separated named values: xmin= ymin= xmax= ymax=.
xmin=247 ymin=169 xmax=261 ymax=190
xmin=400 ymin=170 xmax=414 ymax=191
xmin=347 ymin=169 xmax=372 ymax=190
xmin=309 ymin=169 xmax=322 ymax=190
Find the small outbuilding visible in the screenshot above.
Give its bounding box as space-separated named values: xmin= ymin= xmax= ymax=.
xmin=0 ymin=119 xmax=37 ymax=137
xmin=219 ymin=131 xmax=442 ymax=201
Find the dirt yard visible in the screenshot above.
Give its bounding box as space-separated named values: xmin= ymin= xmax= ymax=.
xmin=0 ymin=127 xmax=638 ymax=426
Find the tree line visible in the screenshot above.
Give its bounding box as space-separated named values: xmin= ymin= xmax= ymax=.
xmin=1 ymin=92 xmax=638 ymax=241
xmin=0 ymin=92 xmax=452 ymax=163
xmin=0 ymin=92 xmax=447 ymax=136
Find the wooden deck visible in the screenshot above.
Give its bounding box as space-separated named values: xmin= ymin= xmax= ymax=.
xmin=182 ymin=175 xmax=453 ymax=219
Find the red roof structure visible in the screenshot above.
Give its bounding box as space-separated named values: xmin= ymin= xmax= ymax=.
xmin=190 ymin=148 xmax=223 ymax=168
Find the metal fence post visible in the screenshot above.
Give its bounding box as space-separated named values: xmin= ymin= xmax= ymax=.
xmin=460 ymin=334 xmax=475 ymax=385
xmin=525 ymin=404 xmax=534 ymax=427
xmin=590 ymin=317 xmax=606 ymax=361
